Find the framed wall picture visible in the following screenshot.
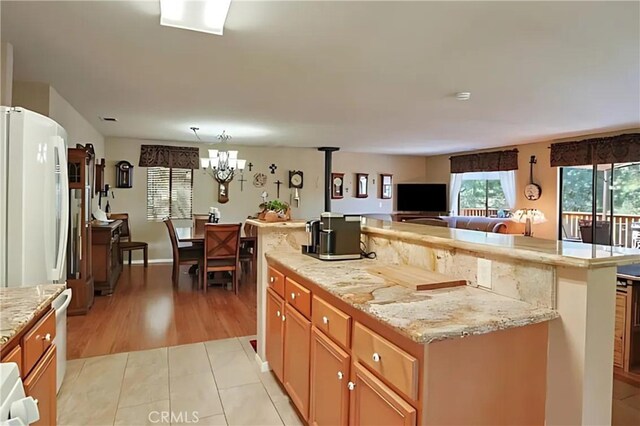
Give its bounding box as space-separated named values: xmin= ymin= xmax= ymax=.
xmin=331 ymin=173 xmax=344 ymax=199
xmin=356 ymin=173 xmax=369 ymax=198
xmin=380 ymin=174 xmax=393 ymax=199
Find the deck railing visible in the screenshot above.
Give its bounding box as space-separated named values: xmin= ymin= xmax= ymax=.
xmin=459 ymin=208 xmax=502 ymax=217
xmin=561 ymin=212 xmax=640 ymax=248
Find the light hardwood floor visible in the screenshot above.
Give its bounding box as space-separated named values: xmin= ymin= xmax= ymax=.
xmin=67 ymin=264 xmax=256 ymax=359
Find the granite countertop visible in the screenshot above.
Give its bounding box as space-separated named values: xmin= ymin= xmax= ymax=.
xmin=362 ymin=218 xmax=640 ymax=268
xmin=0 ymin=284 xmax=66 ymax=347
xmin=245 ymin=219 xmax=307 ymax=229
xmin=266 ymin=251 xmax=559 ymax=344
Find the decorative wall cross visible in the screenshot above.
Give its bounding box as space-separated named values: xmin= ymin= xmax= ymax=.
xmin=274 ymin=180 xmax=283 ymax=198
xmin=247 ymin=162 xmax=253 ymax=171
xmin=238 ymin=175 xmax=247 ymax=191
xmin=269 ymin=164 xmax=277 ymax=174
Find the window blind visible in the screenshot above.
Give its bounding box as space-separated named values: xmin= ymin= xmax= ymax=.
xmin=146 ymin=167 xmax=193 ymax=221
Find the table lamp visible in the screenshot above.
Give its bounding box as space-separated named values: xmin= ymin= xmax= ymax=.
xmin=512 ymin=208 xmax=547 ymax=237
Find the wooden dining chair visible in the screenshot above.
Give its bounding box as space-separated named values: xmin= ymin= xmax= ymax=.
xmin=164 ymin=218 xmax=203 ymax=286
xmin=109 ymin=213 xmax=148 ymax=267
xmin=193 ymin=214 xmax=210 ymax=236
xmin=240 ymin=220 xmax=257 ymax=285
xmin=202 ymin=223 xmax=242 ymax=294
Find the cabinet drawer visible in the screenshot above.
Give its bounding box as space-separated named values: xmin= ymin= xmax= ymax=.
xmin=268 ymin=267 xmax=285 ymax=298
xmin=285 ymin=278 xmax=311 ymax=319
xmin=22 ymin=309 xmax=56 ymax=376
xmin=312 ymin=296 xmax=351 ymax=349
xmin=352 ymin=322 xmax=418 ymax=401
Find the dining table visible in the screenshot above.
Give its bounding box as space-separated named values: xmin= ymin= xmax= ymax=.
xmin=174 ymin=225 xmax=258 ymax=285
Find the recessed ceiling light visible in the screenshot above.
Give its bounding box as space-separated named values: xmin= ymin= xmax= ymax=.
xmin=99 ymin=116 xmax=118 ymax=122
xmin=456 ymin=92 xmax=471 ymax=101
xmin=160 ymin=0 xmax=232 ymax=36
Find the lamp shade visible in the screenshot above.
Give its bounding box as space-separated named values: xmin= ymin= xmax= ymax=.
xmin=236 ymin=159 xmax=246 ymax=170
xmin=200 ymin=158 xmax=210 ymax=169
xmin=512 ymin=208 xmax=547 ymax=225
xmin=208 ymin=149 xmax=219 ymax=159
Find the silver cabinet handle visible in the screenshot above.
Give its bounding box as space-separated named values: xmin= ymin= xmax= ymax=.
xmin=322 ymin=316 xmax=329 ymax=325
xmin=276 ymin=310 xmax=281 ymax=317
xmin=290 ymin=292 xmax=296 ymax=300
xmin=347 ymin=382 xmax=355 ymax=391
xmin=42 ymin=333 xmax=52 ymax=342
xmin=337 ymin=371 xmax=343 ymax=380
xmin=270 ymin=277 xmax=275 ymax=283
xmin=372 ymin=353 xmax=381 ymax=362
xmin=282 ymin=315 xmax=286 ymax=322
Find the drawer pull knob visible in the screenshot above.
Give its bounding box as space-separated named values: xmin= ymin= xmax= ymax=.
xmin=290 ymin=292 xmax=296 ymax=300
xmin=322 ymin=316 xmax=329 ymax=325
xmin=337 ymin=371 xmax=343 ymax=380
xmin=270 ymin=277 xmax=275 ymax=283
xmin=282 ymin=315 xmax=286 ymax=322
xmin=276 ymin=310 xmax=281 ymax=317
xmin=43 ymin=333 xmax=52 ymax=342
xmin=347 ymin=382 xmax=355 ymax=391
xmin=372 ymin=353 xmax=381 ymax=362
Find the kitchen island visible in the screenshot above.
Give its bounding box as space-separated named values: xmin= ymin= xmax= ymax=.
xmin=266 ymin=251 xmax=557 ymax=425
xmin=248 ymin=217 xmax=640 ymax=425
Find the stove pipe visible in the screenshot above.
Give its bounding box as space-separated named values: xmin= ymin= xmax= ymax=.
xmin=317 ymin=147 xmax=340 ymax=212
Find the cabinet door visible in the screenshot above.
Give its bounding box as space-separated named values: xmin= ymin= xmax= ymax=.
xmin=350 ymin=362 xmax=416 ymax=426
xmin=310 ymin=327 xmax=350 ymax=426
xmin=24 ymin=345 xmax=57 ymax=426
xmin=615 ymin=292 xmax=627 ymax=368
xmin=283 ymin=303 xmax=311 ymax=421
xmin=266 ymin=287 xmax=285 ymax=382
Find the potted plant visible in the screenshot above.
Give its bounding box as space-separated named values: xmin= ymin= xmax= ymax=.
xmin=258 ymin=199 xmax=291 ymax=222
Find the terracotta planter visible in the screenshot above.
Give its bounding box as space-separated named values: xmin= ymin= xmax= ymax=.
xmin=257 ymin=208 xmax=291 ymax=222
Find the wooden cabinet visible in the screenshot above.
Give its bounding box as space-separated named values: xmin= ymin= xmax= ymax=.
xmin=310 ymin=327 xmax=350 ymax=426
xmin=0 ymin=307 xmax=58 ymax=426
xmin=92 ymin=220 xmax=123 ymax=295
xmin=266 ymin=287 xmax=285 ymax=382
xmin=268 ymin=267 xmax=285 ymax=298
xmin=614 ymin=283 xmax=640 ymax=374
xmin=24 ymin=345 xmax=57 ymax=426
xmin=283 ymin=303 xmax=311 ymax=419
xmin=350 ymin=362 xmax=416 ymax=426
xmin=67 ymin=146 xmax=94 ymax=315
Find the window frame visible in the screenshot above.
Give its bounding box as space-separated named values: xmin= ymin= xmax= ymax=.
xmin=146 ymin=167 xmax=194 ymax=221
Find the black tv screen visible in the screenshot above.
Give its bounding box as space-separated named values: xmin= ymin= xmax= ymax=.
xmin=396 ymin=184 xmax=447 ymax=212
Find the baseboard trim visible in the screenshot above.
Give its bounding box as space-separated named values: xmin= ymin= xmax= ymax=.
xmin=255 ymin=353 xmax=270 ymax=372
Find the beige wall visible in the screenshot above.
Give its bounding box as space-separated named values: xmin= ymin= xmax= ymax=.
xmin=424 ymin=128 xmax=640 ymax=240
xmin=0 ymin=42 xmax=13 ymax=105
xmin=104 ymin=137 xmax=427 ymax=260
xmin=12 ymin=81 xmax=50 ymax=116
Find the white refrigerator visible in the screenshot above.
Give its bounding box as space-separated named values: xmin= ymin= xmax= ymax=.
xmin=0 ymin=106 xmax=69 ymax=288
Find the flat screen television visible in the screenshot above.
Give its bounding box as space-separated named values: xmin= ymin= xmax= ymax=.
xmin=396 ymin=183 xmax=447 ymax=212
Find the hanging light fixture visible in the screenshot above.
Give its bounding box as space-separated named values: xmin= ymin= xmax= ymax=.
xmin=194 ymin=128 xmax=246 ymax=204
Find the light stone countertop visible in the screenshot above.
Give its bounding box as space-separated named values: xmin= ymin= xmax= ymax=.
xmin=0 ymin=284 xmax=65 ymax=347
xmin=245 ymin=219 xmax=307 ymax=229
xmin=361 ymin=218 xmax=640 ymax=268
xmin=266 ymin=251 xmax=559 ymax=344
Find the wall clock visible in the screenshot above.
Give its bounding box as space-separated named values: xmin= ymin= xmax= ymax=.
xmin=253 ymin=172 xmax=267 ymax=188
xmin=524 ymin=155 xmax=542 ymax=200
xmin=331 ymin=173 xmax=344 ymax=199
xmin=289 ymin=170 xmax=304 ymax=189
xmin=115 ymin=160 xmax=134 ymax=189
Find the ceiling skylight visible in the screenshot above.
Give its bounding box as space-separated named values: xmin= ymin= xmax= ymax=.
xmin=160 ymin=0 xmax=232 ymax=36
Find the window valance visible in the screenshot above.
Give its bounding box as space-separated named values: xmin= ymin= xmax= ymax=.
xmin=138 ymin=145 xmax=200 ymax=169
xmin=449 ymin=149 xmax=519 ymax=174
xmin=550 ymin=133 xmax=640 ymax=167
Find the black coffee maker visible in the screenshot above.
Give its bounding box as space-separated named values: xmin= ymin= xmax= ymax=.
xmin=303 ymin=213 xmax=361 ymax=260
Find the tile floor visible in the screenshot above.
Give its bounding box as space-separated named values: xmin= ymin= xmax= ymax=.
xmin=57 ymin=336 xmax=302 ymax=426
xmin=58 ymin=334 xmax=640 ymax=425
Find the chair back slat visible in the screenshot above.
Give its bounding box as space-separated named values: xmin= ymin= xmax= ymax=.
xmin=163 ymin=218 xmax=180 ymax=262
xmin=204 ymin=223 xmax=241 ymax=261
xmin=109 ymin=213 xmax=131 ymax=241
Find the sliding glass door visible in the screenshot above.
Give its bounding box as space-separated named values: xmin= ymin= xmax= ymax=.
xmin=559 ymin=162 xmax=640 ymax=247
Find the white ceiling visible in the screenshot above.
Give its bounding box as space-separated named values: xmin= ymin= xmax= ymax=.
xmin=2 ymin=1 xmax=639 ymax=155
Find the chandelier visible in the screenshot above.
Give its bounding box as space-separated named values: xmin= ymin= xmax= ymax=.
xmin=198 ymin=130 xmax=246 ymax=184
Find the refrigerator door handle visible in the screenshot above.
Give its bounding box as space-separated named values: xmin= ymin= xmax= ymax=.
xmin=50 ymin=135 xmax=69 ymax=282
